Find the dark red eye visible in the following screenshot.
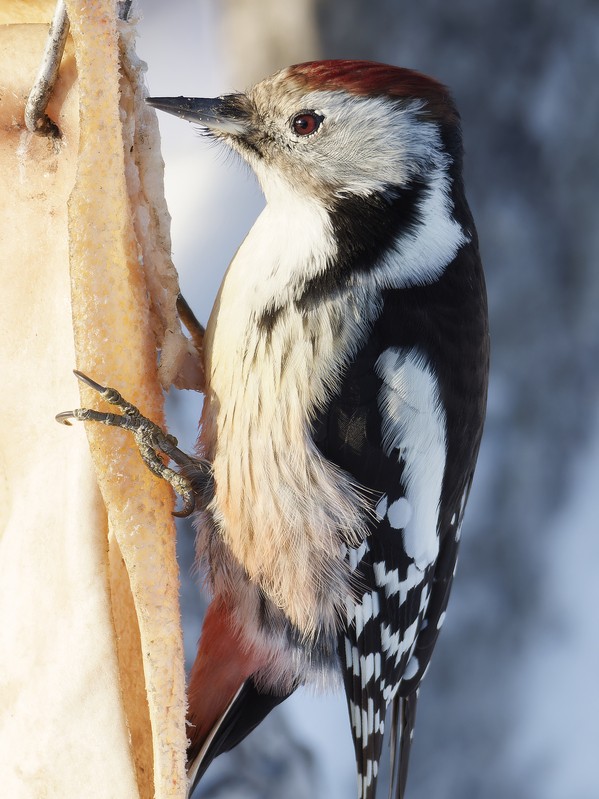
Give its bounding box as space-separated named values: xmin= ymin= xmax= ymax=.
xmin=291 ymin=112 xmax=323 ymax=136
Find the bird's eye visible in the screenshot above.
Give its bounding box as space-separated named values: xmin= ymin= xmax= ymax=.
xmin=291 ymin=112 xmax=323 ymax=136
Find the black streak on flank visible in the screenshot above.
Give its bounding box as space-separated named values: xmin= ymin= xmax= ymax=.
xmin=279 ymin=336 xmax=294 ymax=383
xmin=256 ymin=304 xmax=284 ymax=339
xmin=296 ymin=178 xmax=429 ymax=310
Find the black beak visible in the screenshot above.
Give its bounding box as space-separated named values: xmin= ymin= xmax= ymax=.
xmin=146 ymin=94 xmax=250 ymax=135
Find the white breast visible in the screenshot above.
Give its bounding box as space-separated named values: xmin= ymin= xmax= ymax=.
xmin=199 ymin=190 xmax=370 ymax=638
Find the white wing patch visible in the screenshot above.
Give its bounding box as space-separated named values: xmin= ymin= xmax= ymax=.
xmin=376 ymin=348 xmax=447 ymax=571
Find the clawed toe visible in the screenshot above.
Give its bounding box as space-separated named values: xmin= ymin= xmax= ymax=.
xmin=57 ymin=370 xmax=212 ymax=516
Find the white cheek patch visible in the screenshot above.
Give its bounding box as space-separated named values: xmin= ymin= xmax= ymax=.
xmin=269 ymin=91 xmax=443 ymax=196
xmin=376 ymin=347 xmax=447 ymax=571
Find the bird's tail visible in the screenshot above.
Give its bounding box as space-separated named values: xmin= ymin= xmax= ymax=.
xmin=388 ymin=692 xmax=419 ymax=799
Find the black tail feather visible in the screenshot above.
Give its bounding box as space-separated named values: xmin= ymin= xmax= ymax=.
xmin=389 ymin=691 xmax=418 ymax=799
xmin=187 ymin=678 xmax=290 ymax=797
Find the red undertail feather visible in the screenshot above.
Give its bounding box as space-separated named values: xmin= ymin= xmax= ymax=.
xmin=186 ymin=598 xmax=266 ymax=763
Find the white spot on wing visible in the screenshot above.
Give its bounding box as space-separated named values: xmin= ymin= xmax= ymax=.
xmin=403 ymin=656 xmax=419 ymax=681
xmin=345 ymin=595 xmax=355 ymax=626
xmin=437 ymin=611 xmax=447 ymax=630
xmin=348 ymin=540 xmax=369 ymax=572
xmin=355 ymin=602 xmax=364 ymax=640
xmin=360 ymin=654 xmax=375 ymax=687
xmin=373 ymin=560 xmax=423 ymax=604
xmin=419 ymin=585 xmax=430 ymax=615
xmin=362 ymin=707 xmax=369 ymax=741
xmin=381 ymin=618 xmax=419 ymax=667
xmin=345 ymin=636 xmax=353 ymax=668
xmin=362 ymin=758 xmax=374 ymax=789
xmin=373 ymin=562 xmax=400 ymax=599
xmin=382 ymin=679 xmax=400 ymax=704
xmin=352 ymin=590 xmax=381 ymax=638
xmin=360 ymin=652 xmax=381 ymax=688
xmin=352 ymin=646 xmax=360 ymax=676
xmin=387 ymin=496 xmax=413 ymax=529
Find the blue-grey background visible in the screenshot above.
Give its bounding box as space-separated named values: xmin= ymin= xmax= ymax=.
xmin=135 ymin=2 xmax=599 ymax=797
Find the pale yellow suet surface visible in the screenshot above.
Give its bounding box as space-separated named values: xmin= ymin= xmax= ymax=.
xmin=0 ymin=0 xmax=56 ymax=24
xmin=0 ymin=5 xmax=191 ymax=797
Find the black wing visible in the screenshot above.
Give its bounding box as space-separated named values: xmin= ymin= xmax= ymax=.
xmin=314 ymin=251 xmax=488 ymax=798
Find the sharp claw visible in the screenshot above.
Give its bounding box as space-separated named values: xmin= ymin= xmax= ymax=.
xmin=73 ymin=369 xmax=107 ymax=393
xmin=172 ymin=491 xmax=196 ymax=518
xmin=172 ymin=507 xmax=192 ymax=519
xmin=55 ymin=411 xmax=75 ymax=425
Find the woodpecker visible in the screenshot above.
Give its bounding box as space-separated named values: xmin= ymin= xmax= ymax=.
xmin=63 ymin=59 xmax=488 ymax=799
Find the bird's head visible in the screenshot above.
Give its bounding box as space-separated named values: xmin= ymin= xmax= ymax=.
xmin=147 ymin=60 xmax=463 ymax=207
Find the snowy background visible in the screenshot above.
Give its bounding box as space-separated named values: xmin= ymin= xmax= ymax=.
xmin=134 ymin=1 xmax=599 ymax=797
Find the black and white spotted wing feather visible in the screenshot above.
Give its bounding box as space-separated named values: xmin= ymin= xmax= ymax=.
xmin=314 ymin=234 xmax=488 ymax=798
xmin=314 ymin=339 xmax=432 ymax=798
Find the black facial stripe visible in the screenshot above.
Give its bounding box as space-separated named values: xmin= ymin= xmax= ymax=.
xmin=295 ymin=178 xmax=429 ymax=310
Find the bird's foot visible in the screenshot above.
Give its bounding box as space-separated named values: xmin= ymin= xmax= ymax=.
xmin=57 ymin=370 xmax=212 ymax=517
